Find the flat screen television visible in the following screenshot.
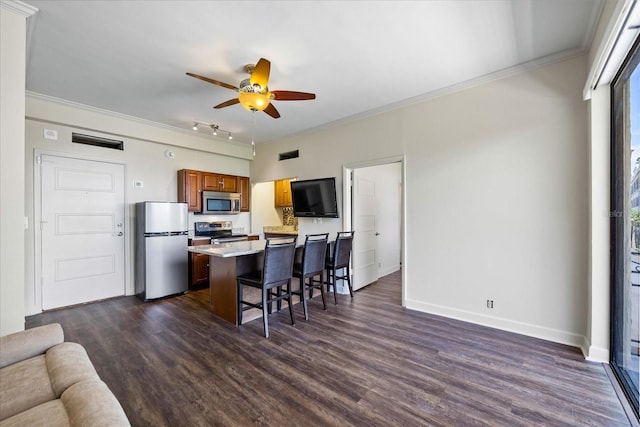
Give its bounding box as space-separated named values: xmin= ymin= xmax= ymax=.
xmin=290 ymin=177 xmax=339 ymax=218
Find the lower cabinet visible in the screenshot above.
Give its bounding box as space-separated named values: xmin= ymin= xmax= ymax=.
xmin=188 ymin=239 xmax=210 ymax=289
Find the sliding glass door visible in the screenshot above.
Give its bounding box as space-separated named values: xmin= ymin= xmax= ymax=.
xmin=611 ymin=37 xmax=640 ymax=419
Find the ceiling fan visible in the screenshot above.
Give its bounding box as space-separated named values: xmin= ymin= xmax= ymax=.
xmin=186 ymin=58 xmax=315 ymax=119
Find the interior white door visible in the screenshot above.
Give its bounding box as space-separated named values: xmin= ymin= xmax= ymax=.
xmin=352 ymin=169 xmax=378 ymax=290
xmin=40 ymin=155 xmax=125 ymax=309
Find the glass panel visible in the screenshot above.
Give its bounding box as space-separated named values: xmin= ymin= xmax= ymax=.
xmin=612 ymin=37 xmax=640 ymax=419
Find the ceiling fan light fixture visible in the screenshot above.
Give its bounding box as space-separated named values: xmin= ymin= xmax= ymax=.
xmin=238 ymin=91 xmax=271 ymax=112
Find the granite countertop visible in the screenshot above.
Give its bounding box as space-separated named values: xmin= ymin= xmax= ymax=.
xmin=263 ymin=225 xmax=298 ymax=235
xmin=187 ymin=241 xmax=267 ymax=258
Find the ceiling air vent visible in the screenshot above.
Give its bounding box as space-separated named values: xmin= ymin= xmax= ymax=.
xmin=279 ymin=150 xmax=299 ymax=161
xmin=72 ymin=133 xmax=124 ymax=150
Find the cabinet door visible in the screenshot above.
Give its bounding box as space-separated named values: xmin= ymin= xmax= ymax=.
xmin=178 ymin=169 xmax=202 ymax=212
xmin=274 ymin=179 xmax=293 ymax=207
xmin=219 ymin=174 xmax=238 ymax=192
xmin=202 ymin=173 xmax=220 ymax=191
xmin=193 ymin=253 xmax=209 ymax=287
xmin=202 ymin=173 xmax=238 ymax=192
xmin=188 ymin=239 xmax=210 ymax=289
xmin=238 ymin=176 xmax=250 ymax=211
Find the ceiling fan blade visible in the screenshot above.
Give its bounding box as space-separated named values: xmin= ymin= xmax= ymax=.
xmin=263 ymin=103 xmax=281 ymax=119
xmin=186 ymin=72 xmax=238 ymax=91
xmin=250 ymin=58 xmax=271 ymax=90
xmin=271 ymin=90 xmax=316 ymax=101
xmin=213 ymin=98 xmax=240 ymax=109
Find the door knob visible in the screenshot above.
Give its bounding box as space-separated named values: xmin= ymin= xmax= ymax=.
xmin=375 ymin=232 xmax=380 ymax=236
xmin=117 ymin=232 xmax=123 ymax=236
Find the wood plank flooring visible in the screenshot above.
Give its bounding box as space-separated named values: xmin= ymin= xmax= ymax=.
xmin=26 ymin=271 xmax=631 ymax=426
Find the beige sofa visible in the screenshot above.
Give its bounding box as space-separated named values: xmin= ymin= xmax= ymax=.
xmin=0 ymin=323 xmax=130 ymax=426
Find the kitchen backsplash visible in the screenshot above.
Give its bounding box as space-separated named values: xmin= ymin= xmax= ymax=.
xmin=282 ymin=207 xmax=298 ymax=229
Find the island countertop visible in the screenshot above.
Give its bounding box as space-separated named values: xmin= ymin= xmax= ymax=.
xmin=187 ymin=240 xmax=268 ymax=258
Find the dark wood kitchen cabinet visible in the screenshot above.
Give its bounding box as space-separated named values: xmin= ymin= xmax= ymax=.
xmin=237 ymin=176 xmax=250 ymax=212
xmin=202 ymin=173 xmax=238 ymax=193
xmin=178 ymin=169 xmax=202 ymax=212
xmin=188 ymin=238 xmax=210 ymax=289
xmin=179 ymin=169 xmax=248 ymax=212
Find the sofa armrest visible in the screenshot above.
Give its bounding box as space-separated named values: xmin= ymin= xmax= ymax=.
xmin=0 ymin=323 xmax=64 ymax=368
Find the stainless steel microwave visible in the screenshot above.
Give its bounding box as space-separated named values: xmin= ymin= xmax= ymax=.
xmin=201 ymin=191 xmax=241 ymax=214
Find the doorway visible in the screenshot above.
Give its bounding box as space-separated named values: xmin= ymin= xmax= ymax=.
xmin=344 ymin=157 xmax=404 ymax=302
xmin=36 ymin=154 xmax=126 ymax=310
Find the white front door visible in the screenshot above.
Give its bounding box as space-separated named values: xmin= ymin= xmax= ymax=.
xmin=40 ymin=154 xmax=125 ymax=310
xmin=352 ymin=169 xmax=378 ymax=290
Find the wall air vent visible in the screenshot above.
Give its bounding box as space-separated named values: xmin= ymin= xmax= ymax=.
xmin=72 ymin=133 xmax=124 ymax=151
xmin=279 ymin=150 xmax=299 ymax=161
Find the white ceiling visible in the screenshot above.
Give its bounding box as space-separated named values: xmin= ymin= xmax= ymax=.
xmin=24 ymin=0 xmax=603 ymax=145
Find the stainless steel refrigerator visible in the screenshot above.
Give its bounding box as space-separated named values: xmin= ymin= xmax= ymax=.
xmin=135 ymin=202 xmax=188 ymax=301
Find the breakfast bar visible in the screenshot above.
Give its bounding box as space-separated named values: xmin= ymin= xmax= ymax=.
xmin=187 ymin=240 xmax=270 ymax=325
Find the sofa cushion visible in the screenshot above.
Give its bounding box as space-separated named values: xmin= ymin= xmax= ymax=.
xmin=61 ymin=379 xmax=130 ymax=426
xmin=46 ymin=342 xmax=99 ymax=397
xmin=0 ymin=355 xmax=56 ymax=421
xmin=0 ymin=399 xmax=70 ymax=427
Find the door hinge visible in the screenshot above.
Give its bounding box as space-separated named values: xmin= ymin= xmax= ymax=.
xmin=36 ymin=155 xmax=41 ymax=165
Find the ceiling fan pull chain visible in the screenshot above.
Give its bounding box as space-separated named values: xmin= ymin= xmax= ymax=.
xmin=251 ymin=111 xmax=256 ymax=157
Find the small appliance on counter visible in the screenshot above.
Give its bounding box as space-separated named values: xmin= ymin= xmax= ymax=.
xmin=135 ymin=201 xmax=189 ymax=301
xmin=194 ymin=221 xmax=248 ymax=243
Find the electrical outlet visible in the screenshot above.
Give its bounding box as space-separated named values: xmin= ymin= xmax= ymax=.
xmin=486 ymin=299 xmax=494 ymax=309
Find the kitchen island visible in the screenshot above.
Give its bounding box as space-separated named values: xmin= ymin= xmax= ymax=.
xmin=187 ymin=240 xmax=298 ymax=325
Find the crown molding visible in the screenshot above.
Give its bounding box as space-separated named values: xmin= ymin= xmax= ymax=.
xmin=298 ymin=48 xmax=587 ymax=140
xmin=25 ymin=91 xmax=246 ymax=145
xmin=0 ymin=0 xmax=38 ymax=16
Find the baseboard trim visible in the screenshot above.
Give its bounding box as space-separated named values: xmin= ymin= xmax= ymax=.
xmin=585 ymin=339 xmax=610 ymax=363
xmin=405 ymin=299 xmax=586 ymax=349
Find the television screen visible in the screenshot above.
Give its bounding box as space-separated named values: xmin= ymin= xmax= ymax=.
xmin=290 ymin=177 xmax=339 ymax=218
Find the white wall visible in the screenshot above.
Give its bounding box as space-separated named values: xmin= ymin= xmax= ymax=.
xmin=1 ymin=1 xmax=37 ymax=336
xmin=252 ymin=55 xmax=590 ymax=348
xmin=250 ymin=181 xmax=282 ymax=238
xmin=24 ymin=96 xmax=252 ymax=315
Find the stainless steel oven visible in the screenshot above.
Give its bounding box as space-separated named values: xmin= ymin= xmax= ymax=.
xmin=201 ymin=191 xmax=240 ymax=215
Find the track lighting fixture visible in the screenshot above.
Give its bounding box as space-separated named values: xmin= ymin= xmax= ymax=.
xmin=191 ymin=122 xmax=233 ymax=139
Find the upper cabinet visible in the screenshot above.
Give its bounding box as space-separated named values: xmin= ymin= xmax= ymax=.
xmin=178 ymin=169 xmax=249 ymax=212
xmin=178 ymin=169 xmax=202 ymax=212
xmin=237 ymin=176 xmax=250 ymax=212
xmin=274 ymin=178 xmax=294 ymax=208
xmin=202 ymin=173 xmax=238 ymax=193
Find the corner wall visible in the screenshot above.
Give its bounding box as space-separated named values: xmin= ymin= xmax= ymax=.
xmin=1 ymin=1 xmax=37 ymax=336
xmin=252 ymin=55 xmax=591 ymax=348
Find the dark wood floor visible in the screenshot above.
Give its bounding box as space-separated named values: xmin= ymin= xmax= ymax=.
xmin=26 ymin=271 xmax=630 ymax=426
